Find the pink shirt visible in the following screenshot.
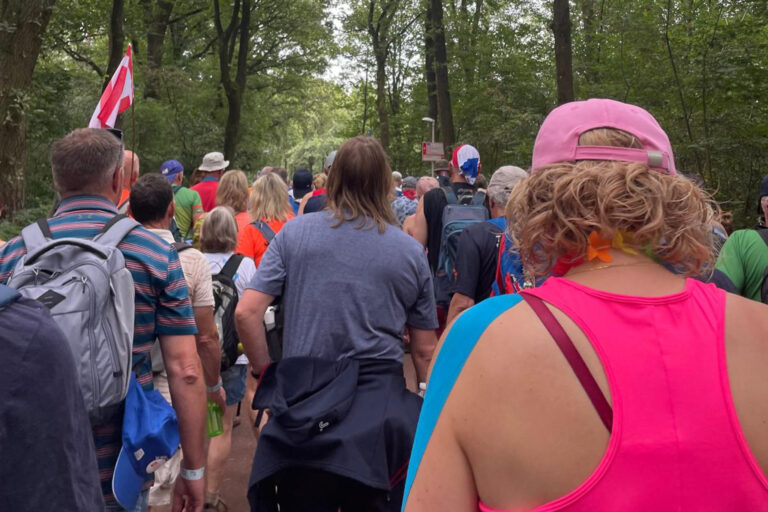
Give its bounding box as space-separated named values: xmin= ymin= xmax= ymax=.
xmin=481 ymin=277 xmax=768 ymax=511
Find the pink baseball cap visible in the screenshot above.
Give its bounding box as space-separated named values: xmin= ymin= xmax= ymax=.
xmin=531 ymin=98 xmax=677 ymax=175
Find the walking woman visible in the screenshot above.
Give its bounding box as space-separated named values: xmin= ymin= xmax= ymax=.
xmin=236 ymin=172 xmax=293 ymax=266
xmin=215 ymin=170 xmax=251 ymax=233
xmin=236 ymin=136 xmax=438 ymax=511
xmin=403 ymin=99 xmax=768 ymax=511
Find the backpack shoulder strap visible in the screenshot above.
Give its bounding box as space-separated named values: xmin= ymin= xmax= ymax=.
xmin=757 ymin=228 xmax=768 ymax=247
xmin=494 ymin=231 xmax=505 ymax=293
xmin=172 ymin=241 xmax=193 ymax=253
xmin=0 ymin=284 xmax=20 ymax=308
xmin=94 ymin=215 xmax=140 ymax=248
xmin=471 ymin=190 xmax=486 ymax=206
xmin=441 ymin=186 xmax=458 ymax=206
xmin=521 ymin=292 xmax=613 ymax=432
xmin=251 ymin=221 xmax=276 ymax=244
xmin=219 ymin=254 xmax=244 ymax=281
xmin=20 ymin=219 xmax=52 ymax=254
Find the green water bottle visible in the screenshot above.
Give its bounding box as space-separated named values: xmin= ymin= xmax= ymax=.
xmin=206 ymin=400 xmax=223 ymax=437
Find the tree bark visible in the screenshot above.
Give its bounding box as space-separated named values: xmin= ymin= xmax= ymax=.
xmin=214 ymin=0 xmax=251 ymax=161
xmin=104 ymin=0 xmax=126 ymax=91
xmin=0 ymin=0 xmax=56 ymax=216
xmin=431 ymin=0 xmax=454 ymax=147
xmin=424 ymin=0 xmax=438 ymax=123
xmin=143 ymin=0 xmax=175 ymax=99
xmin=374 ymin=51 xmax=390 ymax=148
xmin=553 ymin=0 xmax=574 ymax=104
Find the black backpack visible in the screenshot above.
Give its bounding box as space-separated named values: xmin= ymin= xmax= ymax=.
xmin=757 ymin=229 xmax=768 ymax=304
xmin=213 ymin=254 xmax=244 ymax=371
xmin=252 ymin=221 xmax=284 ymax=361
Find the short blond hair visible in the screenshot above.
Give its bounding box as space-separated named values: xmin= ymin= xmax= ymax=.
xmin=200 ymin=206 xmax=238 ymax=253
xmin=507 ymin=128 xmax=716 ymax=278
xmin=216 ymin=170 xmax=249 ymax=213
xmin=249 ymin=172 xmax=291 ymax=222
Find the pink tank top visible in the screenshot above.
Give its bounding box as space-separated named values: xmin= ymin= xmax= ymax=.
xmin=480 ymin=277 xmax=768 ymax=511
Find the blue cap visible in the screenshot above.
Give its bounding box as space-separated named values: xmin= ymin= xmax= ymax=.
xmin=159 ymin=160 xmax=184 ymax=181
xmin=112 ymin=374 xmax=180 ymax=510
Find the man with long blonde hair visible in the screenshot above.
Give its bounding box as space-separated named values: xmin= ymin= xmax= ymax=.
xmin=236 ymin=136 xmax=437 ymax=511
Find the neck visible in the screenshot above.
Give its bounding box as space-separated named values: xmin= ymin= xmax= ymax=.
xmin=490 ymin=206 xmax=505 ymax=218
xmin=450 ymin=173 xmax=466 ymax=184
xmin=143 ymin=219 xmax=171 ymax=230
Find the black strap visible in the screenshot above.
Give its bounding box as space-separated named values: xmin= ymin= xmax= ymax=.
xmin=36 ymin=218 xmax=52 ymax=239
xmin=219 ymin=254 xmax=244 ymax=281
xmin=172 ymin=241 xmax=193 ymax=253
xmin=251 ymin=221 xmax=276 ymax=244
xmin=521 ymin=292 xmax=613 ymax=432
xmin=757 ymin=228 xmax=768 ymax=247
xmin=99 ymin=214 xmax=128 ymax=235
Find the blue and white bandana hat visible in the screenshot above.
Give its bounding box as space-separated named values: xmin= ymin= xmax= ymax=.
xmin=451 ymin=144 xmax=481 ymax=185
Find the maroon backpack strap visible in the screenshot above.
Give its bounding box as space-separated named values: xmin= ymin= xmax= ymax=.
xmin=521 ymin=292 xmax=613 ymax=432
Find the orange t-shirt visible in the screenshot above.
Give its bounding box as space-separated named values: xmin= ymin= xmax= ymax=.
xmin=235 ymin=216 xmax=292 ymax=266
xmin=235 ymin=211 xmax=250 ymax=234
xmin=118 ymin=189 xmax=131 ymax=209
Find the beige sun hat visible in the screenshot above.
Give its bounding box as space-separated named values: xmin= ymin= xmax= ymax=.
xmin=198 ymin=151 xmax=229 ymax=172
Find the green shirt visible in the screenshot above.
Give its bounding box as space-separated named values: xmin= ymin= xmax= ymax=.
xmin=172 ymin=185 xmax=203 ymax=237
xmin=714 ymin=228 xmax=768 ymax=301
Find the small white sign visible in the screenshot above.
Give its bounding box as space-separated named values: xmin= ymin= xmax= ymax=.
xmin=422 ymin=142 xmax=445 ymax=162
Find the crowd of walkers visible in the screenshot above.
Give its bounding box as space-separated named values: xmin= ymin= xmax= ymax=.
xmin=1 ymin=97 xmax=768 ymax=512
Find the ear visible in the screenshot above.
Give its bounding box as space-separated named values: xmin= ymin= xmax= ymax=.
xmin=111 ymin=166 xmax=122 ymax=201
xmin=167 ymin=200 xmax=175 ymax=221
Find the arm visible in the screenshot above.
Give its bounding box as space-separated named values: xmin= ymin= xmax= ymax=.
xmin=408 ymin=327 xmax=438 ymax=384
xmin=411 ymin=197 xmax=428 ymax=247
xmin=405 ymin=420 xmax=477 ymax=512
xmin=160 ymin=334 xmax=207 ymax=512
xmin=446 ymin=293 xmax=475 ymax=326
xmin=235 ymin=289 xmax=274 ymax=371
xmin=193 ymin=305 xmax=225 ymax=409
xmin=298 ymin=193 xmax=311 ymax=215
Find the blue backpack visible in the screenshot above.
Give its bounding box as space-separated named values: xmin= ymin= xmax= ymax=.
xmin=433 ymin=187 xmax=488 ymax=307
xmin=487 ymin=218 xmax=525 ymax=296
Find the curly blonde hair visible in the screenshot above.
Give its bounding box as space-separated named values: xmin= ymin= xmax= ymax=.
xmin=506 ymin=128 xmax=716 ymax=278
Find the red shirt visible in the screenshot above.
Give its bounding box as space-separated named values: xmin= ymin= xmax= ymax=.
xmin=190 ymin=177 xmax=219 ymax=212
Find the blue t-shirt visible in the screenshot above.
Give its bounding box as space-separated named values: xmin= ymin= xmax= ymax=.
xmin=248 ymin=211 xmax=438 ymax=362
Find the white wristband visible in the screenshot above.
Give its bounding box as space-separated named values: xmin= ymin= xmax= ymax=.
xmin=206 ymin=378 xmax=222 ymax=393
xmin=180 ymin=466 xmax=205 ymax=481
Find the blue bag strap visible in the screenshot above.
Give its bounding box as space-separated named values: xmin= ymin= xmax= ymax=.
xmin=252 ymin=221 xmax=276 ymax=244
xmin=402 ymin=293 xmax=523 ymax=509
xmin=0 ymin=284 xmax=20 ymax=308
xmin=440 ymin=186 xmax=458 ymax=206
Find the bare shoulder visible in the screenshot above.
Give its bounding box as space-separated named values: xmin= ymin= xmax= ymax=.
xmin=725 ymin=292 xmax=768 ymax=345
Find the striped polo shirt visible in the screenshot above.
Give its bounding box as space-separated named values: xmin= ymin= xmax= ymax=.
xmin=0 ymin=195 xmax=197 ymax=505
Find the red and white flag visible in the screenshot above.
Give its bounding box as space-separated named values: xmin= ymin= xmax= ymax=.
xmin=88 ymin=45 xmax=133 ymax=129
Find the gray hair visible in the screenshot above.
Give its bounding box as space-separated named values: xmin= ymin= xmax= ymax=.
xmin=51 ymin=128 xmax=123 ymax=195
xmin=200 ymin=206 xmax=238 ymax=254
xmin=487 ymin=166 xmax=528 ymax=207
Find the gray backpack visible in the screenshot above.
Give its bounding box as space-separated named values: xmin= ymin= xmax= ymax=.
xmin=8 ymin=215 xmax=138 ymax=424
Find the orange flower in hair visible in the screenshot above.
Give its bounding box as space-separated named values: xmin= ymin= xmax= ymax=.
xmin=586 ymin=231 xmax=613 ymax=262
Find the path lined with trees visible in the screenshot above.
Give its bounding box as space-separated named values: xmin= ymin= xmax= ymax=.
xmin=1 ymin=0 xmax=767 ymax=236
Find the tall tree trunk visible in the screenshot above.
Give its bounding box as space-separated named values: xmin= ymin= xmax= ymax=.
xmin=143 ymin=0 xmax=174 ymax=99
xmin=374 ymin=50 xmax=390 ymax=149
xmin=553 ymin=0 xmax=574 ymax=104
xmin=0 ymin=0 xmax=56 ymax=217
xmin=431 ymin=0 xmax=455 ymax=147
xmin=424 ymin=0 xmax=438 ymax=123
xmin=580 ymin=0 xmax=599 ymax=84
xmin=104 ymin=0 xmax=126 ymax=90
xmin=214 ymin=0 xmax=251 ymax=161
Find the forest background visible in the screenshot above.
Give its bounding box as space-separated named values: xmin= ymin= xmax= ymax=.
xmin=1 ymin=0 xmax=767 ymax=239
